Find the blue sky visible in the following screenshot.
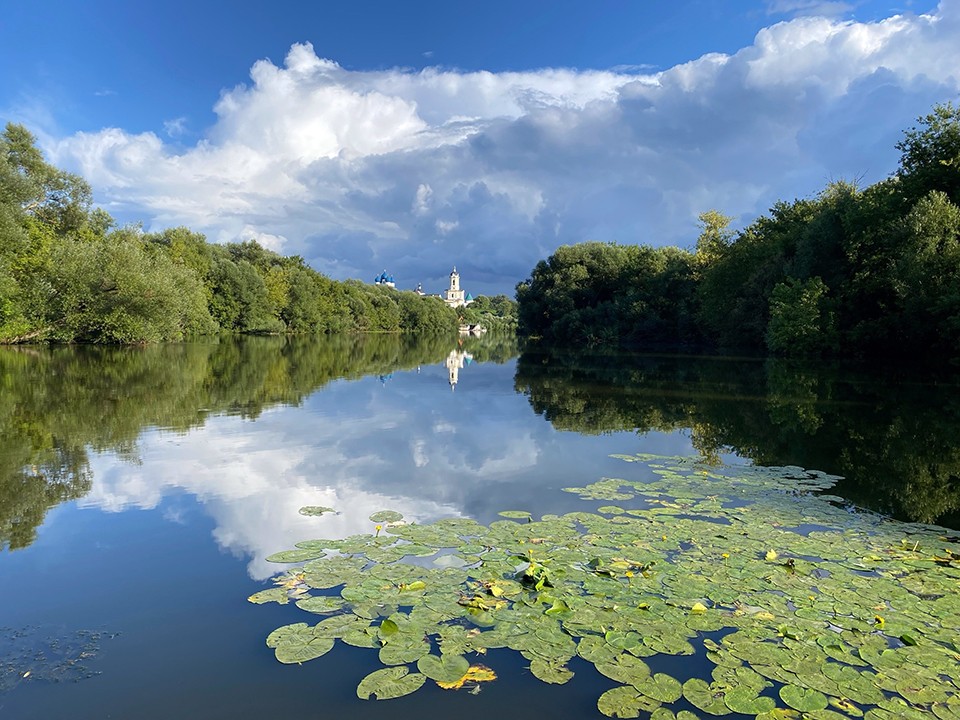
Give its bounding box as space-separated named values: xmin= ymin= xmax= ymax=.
xmin=2 ymin=0 xmax=956 ymax=295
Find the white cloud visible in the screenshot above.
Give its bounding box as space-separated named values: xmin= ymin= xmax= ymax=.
xmin=163 ymin=116 xmax=187 ymax=138
xmin=47 ymin=4 xmax=960 ymax=295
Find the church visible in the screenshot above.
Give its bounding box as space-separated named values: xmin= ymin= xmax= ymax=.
xmin=442 ymin=266 xmax=474 ymax=309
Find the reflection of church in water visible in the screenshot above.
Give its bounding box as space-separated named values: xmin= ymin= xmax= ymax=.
xmin=445 ymin=348 xmax=473 ymax=391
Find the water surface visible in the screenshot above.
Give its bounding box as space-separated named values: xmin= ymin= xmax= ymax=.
xmin=1 ymin=335 xmax=957 ymax=718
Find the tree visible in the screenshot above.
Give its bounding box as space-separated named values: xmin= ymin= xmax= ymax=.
xmin=896 ymin=102 xmax=960 ymax=206
xmin=766 ymin=277 xmax=834 ymax=356
xmin=693 ymin=210 xmax=734 ymax=270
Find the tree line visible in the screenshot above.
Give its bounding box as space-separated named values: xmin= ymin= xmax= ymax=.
xmin=0 ymin=123 xmax=514 ymax=344
xmin=516 ymin=103 xmax=960 ymax=363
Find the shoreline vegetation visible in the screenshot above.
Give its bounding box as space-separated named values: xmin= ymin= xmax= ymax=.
xmin=0 ymin=123 xmax=515 ymax=344
xmin=3 ymin=102 xmax=957 ymax=363
xmin=515 ymin=103 xmax=960 ymax=364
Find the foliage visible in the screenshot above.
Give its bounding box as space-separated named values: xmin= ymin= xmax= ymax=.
xmin=516 ymin=103 xmax=960 ymax=365
xmin=252 ymin=453 xmax=960 ymax=717
xmin=766 ymin=276 xmax=834 ymax=356
xmin=458 ymin=293 xmax=518 ymax=333
xmin=0 ymin=124 xmax=460 ymax=344
xmin=516 ymin=242 xmax=700 ymax=347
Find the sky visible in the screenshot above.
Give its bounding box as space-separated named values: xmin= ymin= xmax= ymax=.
xmin=2 ymin=0 xmax=958 ymax=296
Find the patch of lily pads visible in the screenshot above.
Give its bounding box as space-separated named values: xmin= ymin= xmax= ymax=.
xmin=250 ymin=455 xmax=960 ymax=718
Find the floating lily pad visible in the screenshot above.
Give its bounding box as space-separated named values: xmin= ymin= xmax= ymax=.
xmin=369 ymin=510 xmax=403 ymax=523
xmin=498 ymin=510 xmax=533 ymax=520
xmin=265 ymin=548 xmax=328 ymax=564
xmin=295 ymin=596 xmax=345 ymax=614
xmin=253 ymin=454 xmax=960 ymax=712
xmin=272 ymin=626 xmax=335 ymax=664
xmin=780 ymin=684 xmax=828 ymax=712
xmin=598 ymin=685 xmax=662 ymax=718
xmin=416 ymin=653 xmax=470 ymax=683
xmin=299 ymin=506 xmax=335 ymax=516
xmin=356 ymin=667 xmax=426 ymax=700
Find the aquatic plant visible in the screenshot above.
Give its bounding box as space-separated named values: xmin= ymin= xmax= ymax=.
xmin=251 ymin=455 xmax=960 ymax=718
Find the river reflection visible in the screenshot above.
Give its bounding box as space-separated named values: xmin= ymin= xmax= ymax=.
xmin=515 ymin=347 xmax=960 ymax=527
xmin=3 ymin=335 xmax=960 ymax=719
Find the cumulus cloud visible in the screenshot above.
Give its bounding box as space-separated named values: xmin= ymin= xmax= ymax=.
xmin=48 ymin=3 xmax=960 ymax=295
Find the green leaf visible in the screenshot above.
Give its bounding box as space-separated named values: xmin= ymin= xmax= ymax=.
xmin=274 ymin=631 xmax=335 ymax=664
xmin=299 ymin=505 xmax=335 ymax=516
xmin=295 ymin=596 xmax=345 ymax=614
xmin=779 ymin=685 xmax=828 ymax=712
xmin=598 ymin=686 xmax=661 ymax=718
xmin=247 ymin=588 xmax=289 ymax=604
xmin=369 ymin=510 xmax=403 ymax=523
xmin=416 ymin=653 xmax=470 ymax=683
xmin=529 ymin=658 xmax=574 ymax=684
xmin=265 ymin=623 xmax=309 ymax=649
xmin=723 ymin=686 xmax=776 ymax=714
xmin=683 ymin=678 xmax=733 ymax=715
xmin=633 ymin=672 xmax=682 ymax=703
xmin=595 ymin=654 xmax=651 ymax=685
xmin=265 ymin=548 xmax=327 ymax=563
xmin=356 ymin=667 xmax=426 ymax=700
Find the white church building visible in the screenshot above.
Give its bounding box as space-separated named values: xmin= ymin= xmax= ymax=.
xmin=442 ymin=267 xmax=474 ymax=309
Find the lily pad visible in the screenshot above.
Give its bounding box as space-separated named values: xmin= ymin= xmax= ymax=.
xmin=416 ymin=653 xmax=470 ymax=683
xmin=598 ymin=686 xmax=662 ymax=718
xmin=369 ymin=510 xmax=404 ymax=523
xmin=780 ymin=684 xmax=828 ymax=712
xmin=356 ymin=666 xmax=426 ymax=700
xmin=299 ymin=506 xmax=335 ymax=516
xmin=498 ymin=510 xmax=533 ymax=520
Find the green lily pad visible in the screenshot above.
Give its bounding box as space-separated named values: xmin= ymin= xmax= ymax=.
xmin=633 ymin=672 xmax=682 ymax=703
xmin=684 ymin=678 xmax=733 ymax=715
xmin=780 ymin=684 xmax=828 ymax=712
xmin=273 ymin=630 xmax=335 ymax=664
xmin=498 ymin=510 xmax=533 ymax=520
xmin=416 ymin=653 xmax=470 ymax=683
xmin=598 ymin=686 xmax=661 ymax=718
xmin=295 ymin=596 xmax=345 ymax=614
xmin=595 ymin=654 xmax=651 ymax=685
xmin=356 ymin=667 xmax=426 ymax=700
xmin=369 ymin=510 xmax=403 ymax=523
xmin=265 ymin=623 xmax=309 ymax=648
xmin=299 ymin=506 xmax=335 ymax=516
xmin=529 ymin=658 xmax=575 ymax=684
xmin=723 ymin=685 xmax=776 ymax=714
xmin=265 ymin=548 xmax=327 ymax=563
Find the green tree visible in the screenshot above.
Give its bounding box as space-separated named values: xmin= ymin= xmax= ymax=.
xmin=896 ymin=102 xmax=960 ymax=206
xmin=766 ymin=276 xmax=834 ymax=357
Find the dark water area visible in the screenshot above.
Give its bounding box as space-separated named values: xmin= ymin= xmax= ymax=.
xmin=1 ymin=334 xmax=958 ymax=719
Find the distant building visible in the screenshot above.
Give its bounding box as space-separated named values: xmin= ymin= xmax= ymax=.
xmin=414 ymin=282 xmax=425 ymax=296
xmin=374 ymin=270 xmax=396 ymax=288
xmin=442 ymin=266 xmax=472 ymax=308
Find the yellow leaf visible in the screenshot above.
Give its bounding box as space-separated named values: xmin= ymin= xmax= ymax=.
xmin=755 ymin=611 xmax=776 ymax=621
xmin=765 ymin=550 xmax=778 ymax=561
xmin=436 ymin=664 xmax=497 ymax=690
xmin=691 ymin=602 xmax=707 ymax=614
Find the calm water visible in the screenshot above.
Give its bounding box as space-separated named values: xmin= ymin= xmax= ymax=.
xmin=1 ymin=335 xmax=958 ymax=719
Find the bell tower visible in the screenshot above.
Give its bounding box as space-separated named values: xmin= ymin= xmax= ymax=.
xmin=443 ymin=266 xmax=466 ymax=307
